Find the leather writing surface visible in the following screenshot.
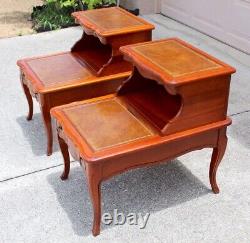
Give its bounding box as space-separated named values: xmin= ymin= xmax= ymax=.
xmin=83 ymin=8 xmax=144 ymax=31
xmin=62 ymin=98 xmax=155 ymax=151
xmin=132 ymin=40 xmax=222 ymax=77
xmin=26 ymin=53 xmax=93 ymax=88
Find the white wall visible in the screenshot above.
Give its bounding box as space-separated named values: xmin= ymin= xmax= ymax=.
xmin=161 ymin=0 xmax=250 ymax=54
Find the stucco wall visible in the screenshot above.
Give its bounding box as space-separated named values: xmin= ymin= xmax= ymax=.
xmin=120 ymin=0 xmax=161 ymax=14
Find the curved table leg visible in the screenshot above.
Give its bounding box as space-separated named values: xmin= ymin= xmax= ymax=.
xmin=57 ymin=134 xmax=70 ymax=180
xmin=20 ymin=72 xmax=33 ymax=121
xmin=209 ymin=128 xmax=228 ymax=194
xmin=40 ymin=104 xmax=53 ymax=156
xmin=86 ymin=164 xmax=102 ymax=236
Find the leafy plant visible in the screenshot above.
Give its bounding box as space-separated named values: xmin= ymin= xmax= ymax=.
xmin=32 ymin=2 xmax=76 ymax=31
xmin=46 ymin=0 xmax=78 ymax=8
xmin=82 ymin=0 xmax=116 ymax=9
xmin=32 ymin=0 xmax=117 ymax=32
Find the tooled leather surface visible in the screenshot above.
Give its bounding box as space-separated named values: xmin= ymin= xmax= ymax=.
xmin=81 ymin=7 xmax=144 ymax=31
xmin=132 ymin=40 xmax=221 ymax=77
xmin=25 ymin=53 xmax=93 ymax=88
xmin=61 ymin=98 xmax=156 ymax=151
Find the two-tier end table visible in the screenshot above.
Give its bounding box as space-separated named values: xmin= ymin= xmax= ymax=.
xmin=17 ymin=7 xmax=154 ymax=155
xmin=51 ymin=38 xmax=235 ymax=236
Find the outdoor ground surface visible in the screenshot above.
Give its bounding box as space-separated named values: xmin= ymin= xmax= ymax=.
xmin=0 ymin=0 xmax=42 ymax=38
xmin=0 ymin=13 xmax=250 ymax=243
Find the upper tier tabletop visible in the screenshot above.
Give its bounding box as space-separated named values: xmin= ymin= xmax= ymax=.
xmin=72 ymin=7 xmax=154 ymax=37
xmin=120 ymin=38 xmax=236 ymax=86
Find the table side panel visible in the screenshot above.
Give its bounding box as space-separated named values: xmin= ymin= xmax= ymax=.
xmin=101 ymin=128 xmax=219 ymax=180
xmin=43 ymin=77 xmax=126 ymax=108
xmin=163 ymin=75 xmax=231 ymax=135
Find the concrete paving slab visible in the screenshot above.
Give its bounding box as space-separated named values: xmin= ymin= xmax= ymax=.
xmin=229 ymin=112 xmax=250 ymax=150
xmin=0 ymin=137 xmax=249 ymax=242
xmin=0 ymin=27 xmax=82 ymax=181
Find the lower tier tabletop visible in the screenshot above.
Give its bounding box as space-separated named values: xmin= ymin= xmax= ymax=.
xmin=17 ymin=52 xmax=129 ymax=93
xmin=51 ymin=95 xmax=231 ymax=163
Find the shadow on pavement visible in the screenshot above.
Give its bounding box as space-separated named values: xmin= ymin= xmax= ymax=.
xmin=16 ymin=113 xmax=59 ymax=156
xmin=229 ymin=113 xmax=250 ymax=150
xmin=47 ymin=159 xmax=211 ymax=236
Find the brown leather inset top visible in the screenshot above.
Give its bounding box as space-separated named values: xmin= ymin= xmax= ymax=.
xmin=25 ymin=53 xmax=93 ymax=88
xmin=72 ymin=7 xmax=154 ymax=37
xmin=133 ymin=40 xmax=221 ymax=77
xmin=61 ymin=98 xmax=155 ymax=151
xmin=17 ymin=51 xmax=130 ymax=93
xmin=120 ymin=38 xmax=236 ymax=86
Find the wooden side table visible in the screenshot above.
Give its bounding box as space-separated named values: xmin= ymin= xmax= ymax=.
xmin=51 ymin=38 xmax=235 ymax=236
xmin=17 ymin=7 xmax=154 ymax=155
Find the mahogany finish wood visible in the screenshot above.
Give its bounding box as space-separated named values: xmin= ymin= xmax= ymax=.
xmin=51 ymin=38 xmax=236 ymax=236
xmin=17 ymin=7 xmax=154 ymax=155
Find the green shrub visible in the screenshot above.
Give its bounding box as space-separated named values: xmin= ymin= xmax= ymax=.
xmin=83 ymin=0 xmax=116 ymax=9
xmin=46 ymin=0 xmax=78 ymax=8
xmin=32 ymin=1 xmax=78 ymax=31
xmin=32 ymin=0 xmax=117 ymax=32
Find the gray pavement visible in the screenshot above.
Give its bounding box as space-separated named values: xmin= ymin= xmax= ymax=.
xmin=0 ymin=14 xmax=250 ymax=242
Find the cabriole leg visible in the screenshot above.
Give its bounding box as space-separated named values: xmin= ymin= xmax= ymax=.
xmin=20 ymin=72 xmax=33 ymax=121
xmin=57 ymin=133 xmax=70 ymax=180
xmin=85 ymin=164 xmax=102 ymax=236
xmin=39 ymin=103 xmax=53 ymax=156
xmin=209 ymin=128 xmax=228 ymax=194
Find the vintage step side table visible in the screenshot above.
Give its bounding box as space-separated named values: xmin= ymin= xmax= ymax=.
xmin=17 ymin=7 xmax=154 ymax=155
xmin=51 ymin=38 xmax=236 ymax=236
